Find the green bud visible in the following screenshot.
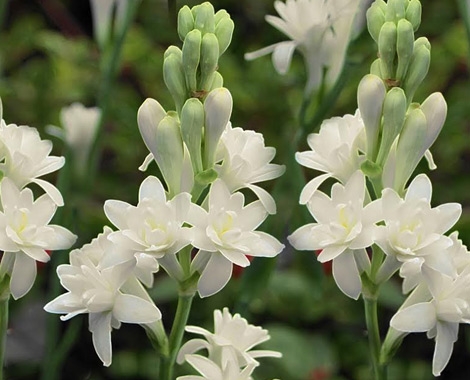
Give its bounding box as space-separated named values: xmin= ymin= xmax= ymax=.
xmin=394 ymin=108 xmax=427 ymax=192
xmin=199 ymin=33 xmax=219 ymax=91
xmin=178 ymin=5 xmax=195 ymax=41
xmin=163 ymin=49 xmax=187 ymax=114
xmin=386 ymin=0 xmax=406 ymax=22
xmin=378 ymin=22 xmax=397 ymax=80
xmin=396 ymin=19 xmax=414 ymax=81
xmin=370 ymin=58 xmax=383 ymax=77
xmin=193 ymin=2 xmax=215 ymax=34
xmin=403 ymin=42 xmax=430 ymax=102
xmin=195 ymin=167 xmax=218 ymax=187
xmin=181 ymin=98 xmax=204 ymax=173
xmin=214 ymin=9 xmax=230 ymax=25
xmin=405 ymin=0 xmax=421 ymax=31
xmin=182 ymin=29 xmax=202 ymax=93
xmin=357 ymin=74 xmax=386 ymax=160
xmin=164 ymin=45 xmax=182 ymax=60
xmin=414 ymin=36 xmax=431 ymax=51
xmin=155 ymin=115 xmax=184 ymax=196
xmin=209 ymin=71 xmax=224 ymax=91
xmin=376 ymin=87 xmax=407 ymax=166
xmin=203 ymin=87 xmax=232 ymax=168
xmin=215 ymin=17 xmax=234 ymax=56
xmin=367 ymin=3 xmax=386 ymax=43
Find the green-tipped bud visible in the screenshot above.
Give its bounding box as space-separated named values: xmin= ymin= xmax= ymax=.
xmin=370 ymin=58 xmax=383 ymax=77
xmin=163 ymin=49 xmax=187 ymax=114
xmin=358 ymin=74 xmax=386 ymax=160
xmin=164 ymin=45 xmax=182 ymax=60
xmin=182 ymin=29 xmax=202 ymax=93
xmin=214 ymin=9 xmax=230 ymax=25
xmin=367 ymin=2 xmax=386 ymax=43
xmin=403 ymin=41 xmax=430 ymax=102
xmin=199 ymin=33 xmax=219 ymax=91
xmin=376 ymin=87 xmax=407 ymax=166
xmin=155 ymin=115 xmax=184 ymax=196
xmin=193 ymin=2 xmax=215 ymax=34
xmin=178 ymin=5 xmax=195 ymax=41
xmin=396 ymin=19 xmax=414 ymax=81
xmin=394 ymin=108 xmax=427 ymax=192
xmin=405 ymin=0 xmax=421 ymax=31
xmin=203 ymin=87 xmax=232 ymax=168
xmin=137 ymin=98 xmax=166 ymax=161
xmin=181 ymin=98 xmax=204 ymax=173
xmin=209 ymin=71 xmax=224 ymax=91
xmin=386 ymin=0 xmax=406 ymax=22
xmin=215 ymin=17 xmax=234 ymax=56
xmin=378 ymin=22 xmax=397 ymax=79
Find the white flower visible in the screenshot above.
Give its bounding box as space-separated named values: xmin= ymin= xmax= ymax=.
xmin=375 ymin=174 xmax=461 ymax=292
xmin=90 ymin=0 xmax=128 ymax=49
xmin=177 ymin=308 xmax=281 ymax=377
xmin=187 ymin=180 xmax=284 ymax=297
xmin=44 ymin=253 xmax=161 ymax=367
xmin=390 ymin=266 xmax=470 ymax=376
xmin=0 ymin=178 xmax=76 ymax=299
xmin=0 ymin=122 xmax=65 ymax=205
xmin=295 ymin=110 xmax=366 ymax=204
xmin=177 ymin=355 xmax=257 ymax=380
xmin=48 ymin=103 xmax=101 ymax=176
xmin=245 ymin=0 xmax=363 ymax=94
xmin=288 ymin=171 xmax=380 ymax=299
xmin=216 ymin=123 xmax=285 ymax=214
xmin=104 ymin=176 xmax=191 ymax=280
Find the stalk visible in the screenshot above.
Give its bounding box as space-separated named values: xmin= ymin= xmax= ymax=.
xmin=0 ymin=275 xmax=9 ymax=380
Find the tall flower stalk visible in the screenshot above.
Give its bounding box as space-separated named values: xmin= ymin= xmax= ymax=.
xmin=289 ymin=0 xmax=470 ymax=378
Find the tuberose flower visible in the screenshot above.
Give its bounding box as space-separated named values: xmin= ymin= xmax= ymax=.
xmin=0 ymin=178 xmax=76 ymax=299
xmin=187 ymin=180 xmax=284 ymax=297
xmin=245 ymin=0 xmax=364 ymax=95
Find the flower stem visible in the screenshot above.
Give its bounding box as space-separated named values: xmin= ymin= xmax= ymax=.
xmin=363 ymin=288 xmax=387 ymax=380
xmin=160 ymin=291 xmax=195 ymax=380
xmin=0 ymin=274 xmax=10 ymax=380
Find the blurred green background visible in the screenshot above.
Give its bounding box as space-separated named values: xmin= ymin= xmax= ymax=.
xmin=1 ymin=0 xmax=470 ymax=379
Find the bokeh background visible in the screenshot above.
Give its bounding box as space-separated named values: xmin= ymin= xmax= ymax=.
xmin=2 ymin=0 xmax=470 ymax=379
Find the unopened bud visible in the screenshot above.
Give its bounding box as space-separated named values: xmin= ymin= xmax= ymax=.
xmin=155 ymin=115 xmax=184 ymax=196
xmin=370 ymin=58 xmax=383 ymax=77
xmin=209 ymin=71 xmax=224 ymax=91
xmin=394 ymin=108 xmax=427 ymax=192
xmin=178 ymin=6 xmax=194 ymax=41
xmin=396 ymin=19 xmax=414 ymax=81
xmin=181 ymin=98 xmax=204 ymax=173
xmin=405 ymin=0 xmax=421 ymax=31
xmin=193 ymin=2 xmax=215 ymax=34
xmin=357 ymin=74 xmax=386 ymax=160
xmin=199 ymin=33 xmax=219 ymax=91
xmin=378 ymin=22 xmax=397 ymax=79
xmin=386 ymin=0 xmax=406 ymax=22
xmin=203 ymin=87 xmax=233 ymax=168
xmin=137 ymin=98 xmax=166 ymax=162
xmin=182 ymin=29 xmax=202 ymax=93
xmin=421 ymin=92 xmax=447 ymax=150
xmin=214 ymin=9 xmax=230 ymax=25
xmin=367 ymin=2 xmax=386 ymax=43
xmin=215 ymin=17 xmax=234 ymax=56
xmin=163 ymin=48 xmax=187 ymax=113
xmin=376 ymin=87 xmax=407 ymax=166
xmin=403 ymin=41 xmax=430 ymax=102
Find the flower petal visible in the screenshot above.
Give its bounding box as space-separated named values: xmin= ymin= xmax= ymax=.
xmin=332 ymin=250 xmax=362 ymax=300
xmin=197 ymin=253 xmax=232 ymax=298
xmin=10 ymin=252 xmax=37 ymax=299
xmin=113 ymin=293 xmax=161 ymax=323
xmin=89 ymin=312 xmax=113 ymax=367
xmin=390 ymin=302 xmax=436 ymax=333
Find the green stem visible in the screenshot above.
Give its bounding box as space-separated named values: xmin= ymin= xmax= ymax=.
xmin=160 ymin=292 xmax=195 ymax=380
xmin=0 ymin=275 xmax=9 ymax=380
xmin=363 ymin=289 xmax=387 ymax=380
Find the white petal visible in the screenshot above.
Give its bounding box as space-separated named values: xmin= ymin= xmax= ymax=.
xmin=432 ymin=322 xmax=458 ymax=377
xmin=244 ymin=44 xmax=277 ymax=61
xmin=197 ymin=253 xmax=232 ymax=298
xmin=10 ymin=252 xmax=37 ymax=299
xmin=271 ymin=40 xmax=297 ymax=75
xmin=89 ymin=312 xmax=113 ymax=367
xmin=104 ymin=200 xmax=131 ymax=230
xmin=288 ymin=223 xmax=319 ymax=251
xmin=137 ymin=98 xmax=166 ymax=159
xmin=246 ymin=184 xmax=276 ymax=215
xmin=139 ymin=176 xmax=166 ymax=203
xmin=184 ymin=354 xmax=222 ymax=378
xmin=177 ymin=339 xmax=211 ymax=364
xmin=299 ymin=173 xmax=331 ymax=204
xmin=31 ymin=178 xmax=64 ymax=206
xmin=390 ymin=302 xmax=436 ymax=332
xmin=113 ymin=293 xmax=161 ymax=323
xmin=405 ymin=174 xmax=432 ymax=202
xmin=332 ymin=250 xmax=362 ymax=300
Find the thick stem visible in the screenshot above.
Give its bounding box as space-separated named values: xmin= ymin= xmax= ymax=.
xmin=160 ymin=292 xmax=195 ymax=380
xmin=0 ymin=275 xmax=10 ymax=380
xmin=363 ymin=291 xmax=387 ymax=380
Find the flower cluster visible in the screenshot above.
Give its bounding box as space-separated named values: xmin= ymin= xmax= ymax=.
xmin=0 ymin=102 xmax=76 ymax=300
xmin=177 ymin=308 xmax=281 ymax=380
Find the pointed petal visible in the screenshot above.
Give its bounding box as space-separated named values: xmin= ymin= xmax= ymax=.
xmin=113 ymin=294 xmax=161 ymax=323
xmin=299 ymin=173 xmax=331 ymax=204
xmin=197 ymin=253 xmax=232 ymax=298
xmin=10 ymin=252 xmax=37 ymax=299
xmin=139 ymin=176 xmax=166 ymax=203
xmin=177 ymin=339 xmax=211 ymax=364
xmin=432 ymin=322 xmax=458 ymax=376
xmin=271 ymin=40 xmax=297 ymax=74
xmin=31 ymin=178 xmax=64 ymax=206
xmin=390 ymin=302 xmax=436 ymax=332
xmin=246 ymin=184 xmax=276 ymax=215
xmin=332 ymin=250 xmax=362 ymax=300
xmin=89 ymin=312 xmax=113 ymax=367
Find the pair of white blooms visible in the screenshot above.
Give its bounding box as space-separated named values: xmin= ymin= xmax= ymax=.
xmin=0 ymin=108 xmax=77 ymax=300
xmin=288 ymin=106 xmax=467 ymax=375
xmin=246 ymin=0 xmax=372 ymax=95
